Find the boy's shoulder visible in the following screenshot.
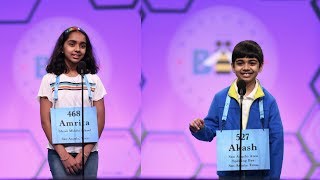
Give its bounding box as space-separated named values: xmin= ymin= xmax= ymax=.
xmin=215 ymin=86 xmax=231 ymax=97
xmin=213 ymin=86 xmax=231 ymax=102
xmin=261 ymin=87 xmax=277 ymax=102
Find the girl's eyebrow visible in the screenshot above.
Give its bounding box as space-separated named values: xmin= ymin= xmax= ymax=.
xmin=67 ymin=40 xmax=87 ymax=44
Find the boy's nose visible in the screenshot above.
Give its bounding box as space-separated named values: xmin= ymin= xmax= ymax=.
xmin=243 ymin=63 xmax=250 ymax=70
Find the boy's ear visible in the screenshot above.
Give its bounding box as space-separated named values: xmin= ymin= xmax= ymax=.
xmin=259 ymin=63 xmax=264 ymax=72
xmin=231 ymin=63 xmax=235 ymax=73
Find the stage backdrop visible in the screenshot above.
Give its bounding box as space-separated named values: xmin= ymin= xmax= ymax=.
xmin=141 ymin=0 xmax=320 ymax=179
xmin=1 ymin=0 xmax=320 ymax=179
xmin=0 ymin=0 xmax=140 ymax=178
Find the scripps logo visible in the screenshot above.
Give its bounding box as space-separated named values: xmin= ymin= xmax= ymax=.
xmin=167 ymin=6 xmax=278 ymax=111
xmin=193 ymin=41 xmax=232 ymax=75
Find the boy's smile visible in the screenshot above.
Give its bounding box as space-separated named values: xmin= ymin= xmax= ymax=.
xmin=232 ymin=57 xmax=263 ymax=87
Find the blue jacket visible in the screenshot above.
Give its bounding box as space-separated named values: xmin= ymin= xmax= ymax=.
xmin=192 ymin=82 xmax=284 ymax=179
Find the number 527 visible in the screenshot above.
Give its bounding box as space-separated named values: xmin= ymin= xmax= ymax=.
xmin=236 ymin=133 xmax=249 ymax=140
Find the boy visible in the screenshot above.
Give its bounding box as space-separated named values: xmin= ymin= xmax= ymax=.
xmin=189 ymin=40 xmax=283 ymax=179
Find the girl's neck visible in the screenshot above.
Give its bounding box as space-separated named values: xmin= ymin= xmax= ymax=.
xmin=65 ymin=61 xmax=79 ymax=77
xmin=65 ymin=70 xmax=79 ymax=77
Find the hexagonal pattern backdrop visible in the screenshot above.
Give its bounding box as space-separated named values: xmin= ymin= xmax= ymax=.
xmin=141 ymin=132 xmax=200 ymax=178
xmin=141 ymin=0 xmax=319 ymax=179
xmin=0 ymin=0 xmax=319 ymax=179
xmin=0 ymin=0 xmax=140 ymax=179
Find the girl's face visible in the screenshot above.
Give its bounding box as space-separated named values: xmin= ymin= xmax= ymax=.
xmin=63 ymin=31 xmax=87 ymax=65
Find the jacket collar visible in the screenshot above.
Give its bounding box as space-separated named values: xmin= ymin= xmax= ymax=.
xmin=228 ymin=79 xmax=265 ymax=101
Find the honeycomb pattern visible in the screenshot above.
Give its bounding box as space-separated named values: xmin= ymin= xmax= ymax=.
xmin=311 ymin=0 xmax=320 ymax=21
xmin=281 ymin=133 xmax=311 ymax=179
xmin=98 ymin=129 xmax=140 ymax=178
xmin=299 ymin=102 xmax=320 ymax=162
xmin=140 ymin=8 xmax=146 ymax=22
xmin=311 ymin=166 xmax=320 ymax=179
xmin=0 ymin=0 xmax=319 ymax=179
xmin=196 ymin=163 xmax=219 ymax=179
xmin=141 ymin=132 xmax=200 ymax=178
xmin=0 ymin=0 xmax=40 ymax=24
xmin=143 ymin=0 xmax=194 ymax=13
xmin=130 ymin=108 xmax=142 ymax=146
xmin=140 ymin=72 xmax=146 ymax=89
xmin=140 ymin=0 xmax=319 ymax=179
xmin=89 ymin=0 xmax=138 ymax=10
xmin=0 ymin=0 xmax=141 ymax=178
xmin=186 ymin=133 xmax=217 ymax=164
xmin=36 ymin=160 xmax=51 ymax=179
xmin=0 ymin=130 xmax=45 ymax=178
xmin=310 ymin=67 xmax=320 ymax=101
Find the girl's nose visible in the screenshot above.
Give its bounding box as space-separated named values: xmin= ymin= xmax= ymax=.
xmin=75 ymin=45 xmax=80 ymax=52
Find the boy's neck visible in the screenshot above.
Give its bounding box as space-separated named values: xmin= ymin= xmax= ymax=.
xmin=245 ymin=79 xmax=256 ymax=96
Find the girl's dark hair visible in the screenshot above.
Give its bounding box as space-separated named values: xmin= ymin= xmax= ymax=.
xmin=231 ymin=40 xmax=264 ymax=67
xmin=46 ymin=26 xmax=99 ymax=75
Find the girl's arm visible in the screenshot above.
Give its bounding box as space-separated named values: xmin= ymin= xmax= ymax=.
xmin=40 ymin=97 xmax=80 ymax=174
xmin=76 ymin=98 xmax=105 ymax=164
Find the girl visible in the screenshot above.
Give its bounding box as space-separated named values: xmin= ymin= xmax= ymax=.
xmin=38 ymin=26 xmax=106 ymax=179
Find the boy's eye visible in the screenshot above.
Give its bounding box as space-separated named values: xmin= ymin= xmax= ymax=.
xmin=249 ymin=61 xmax=258 ymax=65
xmin=236 ymin=61 xmax=243 ymax=65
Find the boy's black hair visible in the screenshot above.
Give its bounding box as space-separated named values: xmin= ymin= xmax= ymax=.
xmin=46 ymin=26 xmax=99 ymax=75
xmin=231 ymin=40 xmax=264 ymax=67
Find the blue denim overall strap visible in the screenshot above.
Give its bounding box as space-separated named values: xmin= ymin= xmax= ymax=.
xmin=53 ymin=75 xmax=93 ymax=108
xmin=83 ymin=75 xmax=93 ymax=106
xmin=221 ymin=95 xmax=264 ymax=130
xmin=222 ymin=96 xmax=231 ymax=121
xmin=53 ymin=76 xmax=60 ymax=108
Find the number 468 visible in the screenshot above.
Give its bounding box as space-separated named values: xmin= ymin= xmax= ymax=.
xmin=67 ymin=110 xmax=81 ymax=117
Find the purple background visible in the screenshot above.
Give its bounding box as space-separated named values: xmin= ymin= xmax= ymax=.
xmin=141 ymin=0 xmax=319 ymax=179
xmin=0 ymin=0 xmax=140 ymax=178
xmin=0 ymin=0 xmax=319 ymax=179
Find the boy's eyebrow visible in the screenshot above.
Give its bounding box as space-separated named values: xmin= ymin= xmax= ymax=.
xmin=236 ymin=58 xmax=258 ymax=61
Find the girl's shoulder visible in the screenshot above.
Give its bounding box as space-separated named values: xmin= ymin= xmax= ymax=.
xmin=85 ymin=74 xmax=102 ymax=82
xmin=41 ymin=73 xmax=56 ymax=82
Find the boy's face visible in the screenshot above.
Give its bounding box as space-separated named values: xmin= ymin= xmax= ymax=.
xmin=232 ymin=57 xmax=263 ymax=85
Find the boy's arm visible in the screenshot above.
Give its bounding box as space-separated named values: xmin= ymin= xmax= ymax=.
xmin=190 ymin=95 xmax=220 ymax=142
xmin=267 ymin=100 xmax=284 ymax=179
